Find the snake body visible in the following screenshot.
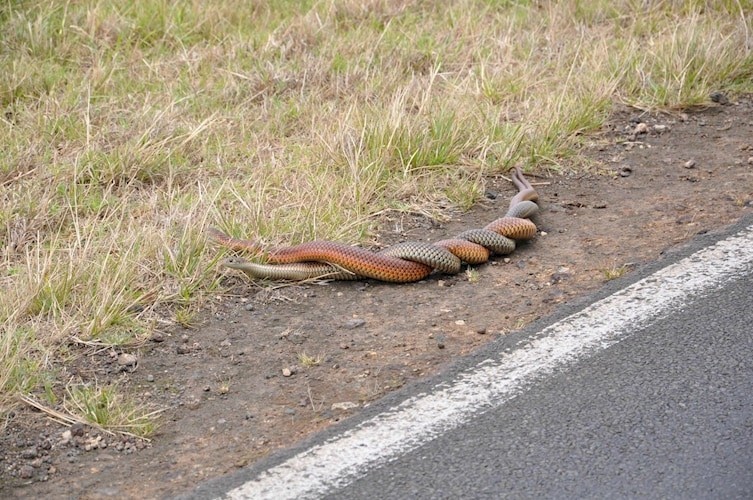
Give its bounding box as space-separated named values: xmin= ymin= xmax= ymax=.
xmin=211 ymin=168 xmax=539 ymax=283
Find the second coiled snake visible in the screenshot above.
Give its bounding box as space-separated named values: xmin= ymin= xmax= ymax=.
xmin=210 ymin=167 xmax=539 ymax=283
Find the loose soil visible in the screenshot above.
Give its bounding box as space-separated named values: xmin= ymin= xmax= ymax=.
xmin=2 ymin=96 xmax=752 ymax=498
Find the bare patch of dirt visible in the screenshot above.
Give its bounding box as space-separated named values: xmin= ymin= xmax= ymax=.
xmin=3 ymin=95 xmax=752 ymax=498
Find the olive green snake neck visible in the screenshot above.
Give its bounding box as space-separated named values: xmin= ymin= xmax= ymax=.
xmin=210 ymin=167 xmax=540 ymax=283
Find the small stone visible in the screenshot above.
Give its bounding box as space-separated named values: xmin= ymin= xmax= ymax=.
xmin=284 ymin=408 xmax=296 ymax=415
xmin=70 ymin=423 xmax=85 ymax=437
xmin=331 ymin=401 xmax=359 ymax=411
xmin=345 ymin=318 xmax=366 ymax=329
xmin=633 ymin=122 xmax=648 ymax=135
xmin=184 ymin=396 xmax=201 ymax=410
xmin=150 ymin=332 xmax=165 ymax=343
xmin=454 ymin=319 xmax=466 ymax=326
xmin=117 ymin=353 xmax=138 ymax=370
xmin=684 ymin=159 xmax=696 ymax=169
xmin=484 ymin=190 xmax=497 ymax=200
xmin=60 ymin=430 xmax=72 ymax=445
xmin=550 ymin=269 xmax=572 ymax=284
xmin=146 ymin=374 xmax=154 ymax=382
xmin=21 ymin=447 xmax=38 ymax=459
xmin=709 ymin=91 xmax=729 ymax=105
xmin=747 ymin=157 xmax=753 ymax=165
xmin=619 ymin=165 xmax=633 ymax=177
xmin=219 ymin=339 xmax=232 ymax=347
xmin=436 ymin=335 xmax=446 ymax=349
xmin=653 ymin=124 xmax=669 ymax=133
xmin=476 ymin=327 xmax=487 ymax=335
xmin=176 ymin=344 xmax=191 ymax=355
xmin=18 ymin=465 xmax=34 ymax=479
xmin=244 ymin=303 xmax=255 ymax=311
xmin=282 ymin=368 xmax=293 ymax=377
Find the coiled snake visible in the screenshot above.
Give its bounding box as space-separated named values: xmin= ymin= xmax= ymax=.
xmin=210 ymin=167 xmax=539 ymax=283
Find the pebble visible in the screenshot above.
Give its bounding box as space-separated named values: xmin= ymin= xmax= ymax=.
xmin=684 ymin=159 xmax=696 ymax=169
xmin=60 ymin=430 xmax=72 ymax=445
xmin=633 ymin=122 xmax=648 ymax=135
xmin=184 ymin=396 xmax=201 ymax=410
xmin=244 ymin=303 xmax=255 ymax=311
xmin=550 ymin=269 xmax=572 ymax=284
xmin=345 ymin=318 xmax=366 ymax=329
xmin=619 ymin=165 xmax=633 ymax=177
xmin=18 ymin=465 xmax=34 ymax=479
xmin=117 ymin=353 xmax=138 ymax=370
xmin=748 ymin=157 xmax=753 ymax=165
xmin=436 ymin=335 xmax=446 ymax=349
xmin=21 ymin=447 xmax=38 ymax=459
xmin=282 ymin=368 xmax=293 ymax=377
xmin=653 ymin=124 xmax=669 ymax=133
xmin=150 ymin=332 xmax=165 ymax=342
xmin=476 ymin=327 xmax=487 ymax=335
xmin=146 ymin=374 xmax=154 ymax=382
xmin=709 ymin=91 xmax=729 ymax=105
xmin=176 ymin=344 xmax=191 ymax=355
xmin=70 ymin=423 xmax=85 ymax=437
xmin=454 ymin=319 xmax=466 ymax=326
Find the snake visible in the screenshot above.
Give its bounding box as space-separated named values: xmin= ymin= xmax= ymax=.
xmin=210 ymin=167 xmax=539 ymax=283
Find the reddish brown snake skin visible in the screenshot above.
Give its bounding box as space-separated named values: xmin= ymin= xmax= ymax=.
xmin=210 ymin=167 xmax=539 ymax=283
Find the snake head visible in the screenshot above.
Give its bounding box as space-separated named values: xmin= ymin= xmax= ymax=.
xmin=221 ymin=256 xmax=250 ymax=270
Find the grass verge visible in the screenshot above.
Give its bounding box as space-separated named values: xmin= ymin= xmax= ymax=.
xmin=1 ymin=0 xmax=751 ymax=430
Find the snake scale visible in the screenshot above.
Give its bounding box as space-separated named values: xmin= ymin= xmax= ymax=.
xmin=210 ymin=167 xmax=539 ymax=283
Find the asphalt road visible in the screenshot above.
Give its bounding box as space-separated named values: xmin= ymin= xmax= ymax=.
xmin=330 ymin=265 xmax=753 ymax=499
xmin=189 ymin=215 xmax=753 ymax=500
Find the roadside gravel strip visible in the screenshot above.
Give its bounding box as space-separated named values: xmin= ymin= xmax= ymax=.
xmin=211 ymin=221 xmax=753 ymax=500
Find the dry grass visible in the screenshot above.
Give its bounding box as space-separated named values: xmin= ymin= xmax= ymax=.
xmin=603 ymin=264 xmax=630 ymax=281
xmin=1 ymin=0 xmax=752 ymax=429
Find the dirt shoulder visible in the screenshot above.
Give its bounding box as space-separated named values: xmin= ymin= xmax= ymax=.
xmin=2 ymin=96 xmax=752 ymax=498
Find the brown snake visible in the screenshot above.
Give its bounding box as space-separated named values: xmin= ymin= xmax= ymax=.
xmin=210 ymin=167 xmax=539 ymax=283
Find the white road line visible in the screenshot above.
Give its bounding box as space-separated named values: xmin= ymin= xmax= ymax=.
xmin=226 ymin=224 xmax=753 ymax=500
